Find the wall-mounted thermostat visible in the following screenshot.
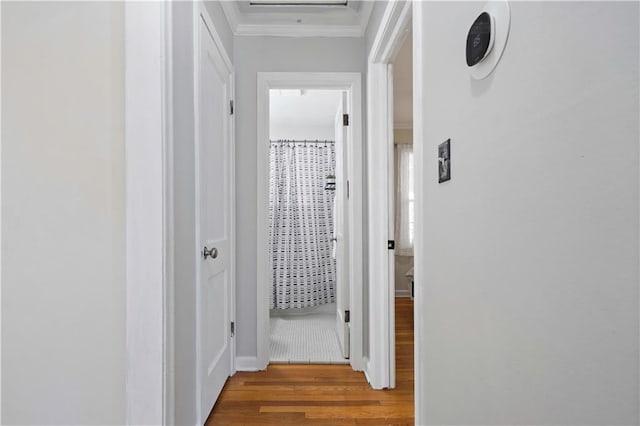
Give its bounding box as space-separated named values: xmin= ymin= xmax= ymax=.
xmin=466 ymin=12 xmax=495 ymax=67
xmin=467 ymin=1 xmax=510 ymax=80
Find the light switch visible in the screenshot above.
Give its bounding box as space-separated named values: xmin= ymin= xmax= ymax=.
xmin=438 ymin=139 xmax=451 ymax=183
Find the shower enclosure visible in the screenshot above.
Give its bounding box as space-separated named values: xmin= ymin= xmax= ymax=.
xmin=268 ymin=139 xmax=346 ymax=364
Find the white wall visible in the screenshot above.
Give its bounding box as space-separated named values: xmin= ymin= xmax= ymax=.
xmin=2 ymin=2 xmax=126 ymax=424
xmin=270 ymin=90 xmax=341 ymax=141
xmin=415 ymin=1 xmax=639 ymax=424
xmin=171 ymin=2 xmax=233 ymax=425
xmin=270 ymin=123 xmax=335 ymax=141
xmin=234 ymin=36 xmax=365 ymax=359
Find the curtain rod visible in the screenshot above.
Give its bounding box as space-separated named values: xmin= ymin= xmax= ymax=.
xmin=270 ymin=140 xmax=335 ymax=144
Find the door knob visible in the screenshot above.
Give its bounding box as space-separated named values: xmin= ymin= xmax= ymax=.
xmin=203 ymin=246 xmax=218 ymax=260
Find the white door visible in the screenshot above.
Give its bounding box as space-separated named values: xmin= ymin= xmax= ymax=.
xmin=334 ymin=92 xmax=350 ymax=359
xmin=197 ymin=13 xmax=232 ymax=422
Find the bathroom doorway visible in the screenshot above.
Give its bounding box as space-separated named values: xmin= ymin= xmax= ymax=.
xmin=268 ymin=89 xmax=349 ymax=364
xmin=255 ymin=72 xmax=364 ymax=372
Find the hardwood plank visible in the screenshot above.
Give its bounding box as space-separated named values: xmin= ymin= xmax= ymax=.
xmin=218 ymin=400 xmax=381 ymax=408
xmin=259 ymin=405 xmax=414 ymax=419
xmin=206 ymin=298 xmax=414 ymax=425
xmin=246 ymin=380 xmax=373 ymax=387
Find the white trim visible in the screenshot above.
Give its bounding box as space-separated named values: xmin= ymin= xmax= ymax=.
xmin=365 ymin=0 xmax=412 ymax=392
xmin=193 ymin=2 xmax=235 ymax=424
xmin=0 ymin=3 xmax=3 ymax=421
xmin=125 ymin=2 xmax=169 ymax=424
xmin=162 ymin=2 xmax=175 ymax=424
xmin=192 ymin=4 xmax=202 ymax=420
xmin=367 ymin=0 xmax=412 ymax=65
xmin=257 ymin=74 xmax=270 ymax=370
xmin=256 ymin=72 xmax=364 ymax=372
xmin=386 ymin=63 xmax=396 ymax=390
xmin=236 ymin=356 xmax=260 ymax=372
xmin=413 ymin=2 xmax=426 ymax=424
xmin=220 ymin=1 xmax=372 ymax=37
xmin=229 ymin=70 xmax=237 ymax=378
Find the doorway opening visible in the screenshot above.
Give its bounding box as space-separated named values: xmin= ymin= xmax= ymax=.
xmin=268 ymin=89 xmax=349 ymax=364
xmin=390 ymin=24 xmax=415 ymax=402
xmin=256 ymin=72 xmax=364 ymax=372
xmin=391 ymin=31 xmax=414 ymax=301
xmin=365 ymin=0 xmax=415 ymax=398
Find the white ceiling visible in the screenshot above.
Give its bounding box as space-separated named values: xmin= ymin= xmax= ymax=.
xmin=220 ymin=0 xmax=373 ymax=37
xmin=392 ymin=30 xmax=413 ymax=129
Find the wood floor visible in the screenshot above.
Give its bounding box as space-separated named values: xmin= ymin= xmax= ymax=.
xmin=206 ymin=297 xmax=414 ymax=425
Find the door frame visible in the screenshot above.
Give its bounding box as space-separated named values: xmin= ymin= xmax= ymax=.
xmin=365 ymin=0 xmax=414 ymax=393
xmin=193 ymin=2 xmax=236 ymax=423
xmin=124 ymin=2 xmax=235 ymax=425
xmin=256 ymin=72 xmax=364 ymax=372
xmin=124 ymin=2 xmax=174 ymax=424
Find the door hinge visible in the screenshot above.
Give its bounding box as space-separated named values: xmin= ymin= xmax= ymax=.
xmin=343 ymin=113 xmax=349 ymax=126
xmin=230 ymin=100 xmax=234 ymax=115
xmin=230 ymin=321 xmax=235 ymax=337
xmin=347 ymin=180 xmax=350 ymax=199
xmin=388 ymin=240 xmax=395 ymax=250
xmin=345 ymin=310 xmax=350 ymax=323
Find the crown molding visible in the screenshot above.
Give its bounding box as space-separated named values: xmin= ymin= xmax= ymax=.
xmin=221 ymin=1 xmax=373 ymax=37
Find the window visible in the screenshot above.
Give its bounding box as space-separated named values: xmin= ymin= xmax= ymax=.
xmin=395 ymin=144 xmax=414 ymax=256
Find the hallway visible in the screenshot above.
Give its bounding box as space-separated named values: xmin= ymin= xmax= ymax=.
xmin=206 ymin=298 xmax=414 ymax=425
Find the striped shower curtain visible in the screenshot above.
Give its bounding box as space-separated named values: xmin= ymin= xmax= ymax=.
xmin=269 ymin=140 xmax=336 ymax=309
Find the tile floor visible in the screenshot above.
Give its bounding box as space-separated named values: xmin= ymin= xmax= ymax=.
xmin=269 ymin=304 xmax=348 ymax=364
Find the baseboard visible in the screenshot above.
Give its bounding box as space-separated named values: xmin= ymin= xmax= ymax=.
xmin=395 ymin=289 xmax=411 ymax=298
xmin=363 ymin=357 xmax=372 ymax=385
xmin=236 ymin=356 xmax=259 ymax=372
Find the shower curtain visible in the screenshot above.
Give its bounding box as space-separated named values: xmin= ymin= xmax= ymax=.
xmin=269 ymin=140 xmax=336 ymax=309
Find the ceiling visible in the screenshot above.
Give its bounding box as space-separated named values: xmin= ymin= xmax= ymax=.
xmin=392 ymin=30 xmax=413 ymax=129
xmin=220 ymin=1 xmax=374 ymax=37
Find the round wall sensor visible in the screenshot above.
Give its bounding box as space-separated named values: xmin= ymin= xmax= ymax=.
xmin=466 ymin=12 xmax=495 ymax=66
xmin=467 ymin=0 xmax=510 ymax=80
